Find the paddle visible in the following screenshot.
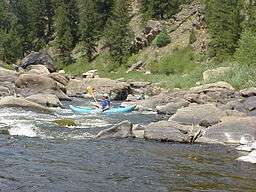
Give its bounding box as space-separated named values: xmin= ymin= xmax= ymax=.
xmin=86 ymin=86 xmax=100 ymax=107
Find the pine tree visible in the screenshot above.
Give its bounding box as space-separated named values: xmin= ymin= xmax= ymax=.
xmin=77 ymin=0 xmax=99 ymax=61
xmin=53 ymin=2 xmax=73 ymax=65
xmin=206 ymin=0 xmax=242 ymax=60
xmin=105 ymin=0 xmax=134 ymax=64
xmin=96 ymin=0 xmax=114 ymax=29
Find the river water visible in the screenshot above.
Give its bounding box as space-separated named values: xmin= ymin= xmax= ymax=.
xmin=0 ymin=98 xmax=256 ymax=192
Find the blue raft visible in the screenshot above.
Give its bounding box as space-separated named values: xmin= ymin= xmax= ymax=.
xmin=69 ymin=105 xmax=136 ymax=114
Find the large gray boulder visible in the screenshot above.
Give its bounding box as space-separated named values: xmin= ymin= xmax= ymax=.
xmin=0 ymin=67 xmax=17 ymax=96
xmin=96 ymin=121 xmax=134 ymax=139
xmin=144 ymin=120 xmax=202 ymax=143
xmin=19 ymin=51 xmax=56 ymax=72
xmin=26 ymin=65 xmax=50 ymax=75
xmin=170 ymin=103 xmax=226 ymax=127
xmin=198 ymin=117 xmax=256 ymax=144
xmin=0 ymin=96 xmax=52 ymax=113
xmin=15 ymin=73 xmax=70 ymax=100
xmin=26 ymin=93 xmax=63 ymax=108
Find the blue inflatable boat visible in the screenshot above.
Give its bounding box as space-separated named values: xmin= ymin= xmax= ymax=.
xmin=69 ymin=105 xmax=136 ymax=114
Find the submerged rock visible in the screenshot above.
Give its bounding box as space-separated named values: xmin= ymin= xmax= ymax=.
xmin=0 ymin=96 xmax=52 ymax=113
xmin=53 ymin=119 xmax=77 ymax=127
xmin=96 ymin=121 xmax=134 ymax=139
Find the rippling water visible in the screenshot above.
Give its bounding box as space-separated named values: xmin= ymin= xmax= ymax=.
xmin=0 ymin=98 xmax=256 ymax=192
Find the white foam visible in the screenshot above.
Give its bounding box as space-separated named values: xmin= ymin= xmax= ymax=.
xmin=9 ymin=123 xmax=37 ymax=137
xmin=240 ymin=134 xmax=255 ymax=145
xmin=237 ymin=150 xmax=256 ymax=164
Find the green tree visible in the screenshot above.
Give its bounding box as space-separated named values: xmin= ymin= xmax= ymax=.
xmin=53 ymin=2 xmax=73 ymax=65
xmin=140 ymin=0 xmax=184 ymax=20
xmin=105 ymin=0 xmax=134 ymax=64
xmin=205 ymin=0 xmax=242 ymax=60
xmin=77 ymin=0 xmax=99 ymax=61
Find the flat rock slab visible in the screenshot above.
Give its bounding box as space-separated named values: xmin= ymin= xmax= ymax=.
xmin=170 ymin=103 xmax=226 ymax=127
xmin=198 ymin=117 xmax=256 ymax=144
xmin=0 ymin=96 xmax=52 ymax=113
xmin=26 ymin=93 xmax=62 ymax=107
xmin=144 ymin=120 xmax=192 ymax=142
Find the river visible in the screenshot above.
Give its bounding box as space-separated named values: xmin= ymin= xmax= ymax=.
xmin=0 ymin=98 xmax=256 ymax=192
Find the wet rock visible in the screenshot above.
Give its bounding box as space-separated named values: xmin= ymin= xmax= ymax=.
xmin=26 ymin=93 xmax=62 ymax=108
xmin=203 ymin=67 xmax=230 ymax=81
xmin=198 ymin=117 xmax=256 ymax=144
xmin=132 ymin=124 xmax=145 ymax=139
xmin=0 ymin=96 xmax=52 ymax=113
xmin=53 ymin=118 xmax=77 ymax=127
xmin=240 ymin=87 xmax=256 ymax=97
xmin=96 ymin=121 xmax=134 ymax=139
xmin=170 ymin=103 xmax=225 ymax=127
xmin=19 ymin=51 xmax=56 ymax=72
xmin=237 ymin=150 xmax=256 ymax=164
xmin=156 ymin=99 xmax=189 ymax=115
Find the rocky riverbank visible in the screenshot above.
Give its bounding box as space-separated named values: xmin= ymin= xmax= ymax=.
xmin=1 ymin=53 xmax=256 ymax=163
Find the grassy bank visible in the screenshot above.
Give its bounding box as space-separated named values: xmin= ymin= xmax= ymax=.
xmin=63 ymin=48 xmax=256 ymax=91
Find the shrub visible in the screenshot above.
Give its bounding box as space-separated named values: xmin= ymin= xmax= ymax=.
xmin=153 ymin=31 xmax=171 ymax=48
xmin=150 ymin=47 xmax=197 ymax=75
xmin=235 ymin=29 xmax=256 ymax=66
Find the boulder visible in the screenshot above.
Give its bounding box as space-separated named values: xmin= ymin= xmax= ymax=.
xmin=144 ymin=120 xmax=202 ymax=143
xmin=190 ymin=81 xmax=235 ymax=92
xmin=170 ymin=103 xmax=226 ymax=127
xmin=66 ymin=79 xmax=86 ymax=97
xmin=156 ymin=99 xmax=189 ymax=115
xmin=203 ymin=67 xmax=231 ymax=81
xmin=49 ymin=72 xmax=69 ymax=86
xmin=15 ymin=73 xmax=70 ymax=100
xmin=240 ymin=87 xmax=256 ymax=97
xmin=126 ymin=61 xmax=145 ymax=73
xmin=198 ymin=117 xmax=256 ymax=144
xmin=96 ymin=121 xmax=134 ymax=139
xmin=85 ymin=78 xmax=131 ymax=101
xmin=0 ymin=67 xmax=17 ymax=96
xmin=0 ymin=96 xmax=52 ymax=113
xmin=19 ymin=51 xmax=56 ymax=72
xmin=82 ymin=70 xmax=98 ymax=78
xmin=26 ymin=93 xmax=62 ymax=107
xmin=26 ymin=65 xmax=50 ymax=75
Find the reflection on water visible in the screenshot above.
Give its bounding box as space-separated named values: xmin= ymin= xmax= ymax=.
xmin=0 ymin=99 xmax=255 ymax=192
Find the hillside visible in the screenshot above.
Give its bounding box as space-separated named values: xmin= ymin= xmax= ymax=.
xmin=0 ymin=0 xmax=256 ymax=90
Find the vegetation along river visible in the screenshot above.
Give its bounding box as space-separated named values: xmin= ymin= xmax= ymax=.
xmin=0 ymin=98 xmax=256 ymax=192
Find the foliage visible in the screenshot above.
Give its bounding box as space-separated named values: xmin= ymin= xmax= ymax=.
xmin=150 ymin=47 xmax=197 ymax=75
xmin=234 ymin=29 xmax=256 ymax=66
xmin=189 ymin=29 xmax=197 ymax=44
xmin=104 ymin=0 xmax=134 ymax=64
xmin=205 ymin=0 xmax=242 ymax=61
xmin=140 ymin=0 xmax=186 ymax=20
xmin=153 ymin=30 xmax=171 ymax=47
xmin=77 ymin=0 xmax=99 ymax=61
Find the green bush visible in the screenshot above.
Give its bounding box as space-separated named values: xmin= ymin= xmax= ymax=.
xmin=235 ymin=29 xmax=256 ymax=66
xmin=153 ymin=31 xmax=171 ymax=48
xmin=150 ymin=47 xmax=197 ymax=75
